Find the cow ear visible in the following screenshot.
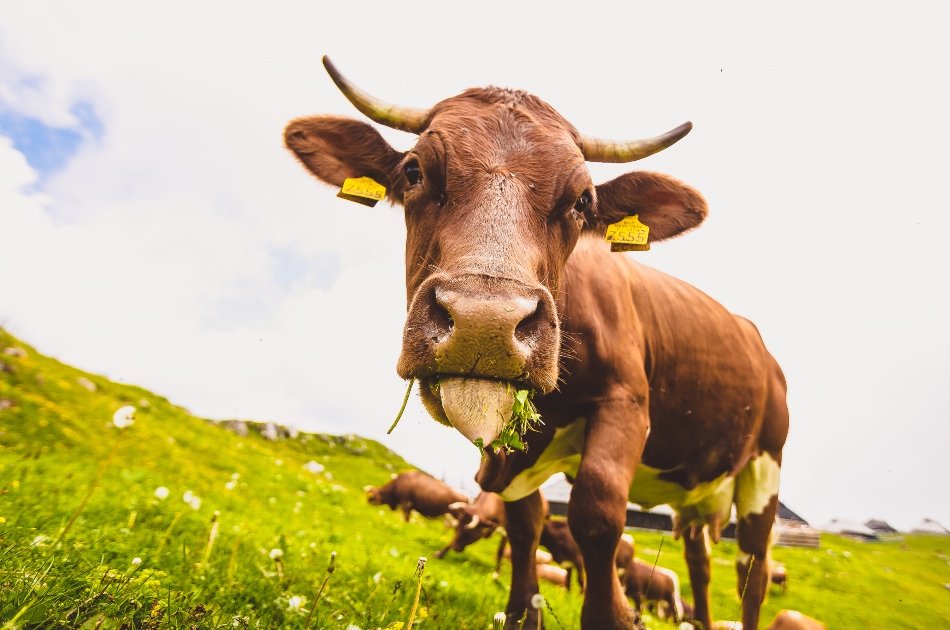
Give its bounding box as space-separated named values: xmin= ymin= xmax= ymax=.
xmin=284 ymin=115 xmax=405 ymax=202
xmin=590 ymin=171 xmax=707 ymax=241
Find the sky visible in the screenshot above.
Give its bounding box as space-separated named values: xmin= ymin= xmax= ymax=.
xmin=1 ymin=1 xmax=947 ymax=532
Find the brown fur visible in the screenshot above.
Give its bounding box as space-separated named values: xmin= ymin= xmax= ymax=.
xmin=286 ymin=72 xmax=787 ymax=630
xmin=366 ymin=470 xmax=467 ymax=522
xmin=766 ymin=610 xmax=826 ymax=630
xmin=622 ymin=558 xmax=683 ymax=622
xmin=434 ymin=491 xmax=509 ymax=560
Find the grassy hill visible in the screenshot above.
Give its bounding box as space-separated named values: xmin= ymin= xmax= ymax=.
xmin=1 ymin=328 xmax=948 ymax=629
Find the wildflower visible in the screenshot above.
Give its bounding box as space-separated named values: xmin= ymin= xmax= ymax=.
xmin=304 ymin=460 xmax=325 ymax=474
xmin=231 ymin=472 xmax=240 ymax=480
xmin=132 ymin=557 xmax=142 ymax=566
xmin=32 ymin=535 xmax=49 ymax=547
xmin=372 ymin=571 xmax=382 ymax=584
xmin=112 ymin=405 xmax=136 ymax=429
xmin=287 ymin=595 xmax=305 ymax=611
xmin=183 ymin=491 xmax=202 ymax=510
xmin=530 ymin=593 xmax=545 ymax=609
xmin=324 ymin=471 xmax=334 ymax=481
xmin=346 ymin=625 xmax=363 ymax=630
xmin=269 ymin=548 xmax=283 ymax=560
xmin=493 ymin=612 xmax=507 ymax=629
xmin=0 ymin=516 xmax=6 ymax=525
xmin=225 ymin=480 xmax=237 ymax=491
xmin=154 ymin=486 xmax=170 ymax=500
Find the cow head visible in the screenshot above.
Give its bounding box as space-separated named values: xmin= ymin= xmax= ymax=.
xmin=447 ymin=506 xmax=504 ymax=553
xmin=285 ymin=57 xmax=707 ymax=446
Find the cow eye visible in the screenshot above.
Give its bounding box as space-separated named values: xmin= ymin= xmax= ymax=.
xmin=404 ymin=161 xmax=423 ymax=186
xmin=574 ymin=191 xmax=592 ymax=212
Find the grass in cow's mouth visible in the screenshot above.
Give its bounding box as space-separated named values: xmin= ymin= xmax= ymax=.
xmin=387 ymin=378 xmax=415 ymax=435
xmin=476 ymin=387 xmax=543 ymax=454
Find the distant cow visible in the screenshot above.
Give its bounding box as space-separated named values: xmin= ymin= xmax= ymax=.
xmin=365 ymin=470 xmax=468 ymax=522
xmin=435 ymin=491 xmax=510 ymax=560
xmin=770 ymin=562 xmax=787 ymax=593
xmin=623 ymin=558 xmax=685 ymax=622
xmin=766 ymin=610 xmax=826 ymax=630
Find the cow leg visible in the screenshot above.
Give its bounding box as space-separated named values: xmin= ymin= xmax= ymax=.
xmin=683 ymin=525 xmax=712 ymax=630
xmin=494 ymin=532 xmax=509 ymax=574
xmin=569 ymin=400 xmax=647 ymax=630
xmin=735 ymin=494 xmax=779 ymax=630
xmin=400 ymin=502 xmax=413 ymax=522
xmin=564 ymin=566 xmax=572 ymax=592
xmin=503 ymin=490 xmax=546 ymax=629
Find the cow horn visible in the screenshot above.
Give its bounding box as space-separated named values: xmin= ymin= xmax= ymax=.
xmin=447 ymin=502 xmax=468 ymax=511
xmin=322 ymin=56 xmax=430 ymax=134
xmin=464 ymin=515 xmax=481 ymax=530
xmin=577 ymin=121 xmax=693 ymax=163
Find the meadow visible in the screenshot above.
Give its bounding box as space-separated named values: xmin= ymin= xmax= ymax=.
xmin=1 ymin=328 xmax=948 ymax=628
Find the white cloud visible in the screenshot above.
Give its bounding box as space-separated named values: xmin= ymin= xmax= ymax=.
xmin=1 ymin=1 xmax=948 ymax=530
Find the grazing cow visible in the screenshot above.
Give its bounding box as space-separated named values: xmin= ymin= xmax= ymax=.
xmin=365 ymin=470 xmax=468 ymax=522
xmin=622 ymin=558 xmax=684 ymax=622
xmin=769 ymin=562 xmax=787 ymax=593
xmin=766 ymin=610 xmax=826 ymax=630
xmin=285 ymin=57 xmax=789 ymax=629
xmin=435 ymin=491 xmax=510 ymax=560
xmin=539 ymin=518 xmax=586 ymax=591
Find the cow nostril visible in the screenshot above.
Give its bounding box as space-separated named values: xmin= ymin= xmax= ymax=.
xmin=428 ymin=292 xmax=454 ymax=341
xmin=515 ymin=300 xmax=544 ymax=345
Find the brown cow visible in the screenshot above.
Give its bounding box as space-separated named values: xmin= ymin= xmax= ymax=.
xmin=365 ymin=470 xmax=467 ymax=522
xmin=623 ymin=558 xmax=684 ymax=622
xmin=769 ymin=561 xmax=787 ymax=593
xmin=434 ymin=491 xmax=509 ymax=561
xmin=766 ymin=610 xmax=826 ymax=630
xmin=285 ymin=57 xmax=789 ymax=630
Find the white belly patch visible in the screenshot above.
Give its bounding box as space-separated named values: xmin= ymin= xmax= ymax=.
xmin=735 ymin=451 xmax=781 ymax=519
xmin=499 ymin=418 xmax=586 ymax=501
xmin=630 ymin=464 xmax=736 ymax=526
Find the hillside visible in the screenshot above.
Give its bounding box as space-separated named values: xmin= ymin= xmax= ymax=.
xmin=1 ymin=329 xmax=949 ymax=629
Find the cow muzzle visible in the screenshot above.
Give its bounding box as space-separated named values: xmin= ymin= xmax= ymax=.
xmin=397 ymin=273 xmax=560 ymax=444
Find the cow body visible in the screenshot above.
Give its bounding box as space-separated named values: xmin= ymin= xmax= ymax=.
xmin=766 ymin=610 xmax=826 ymax=630
xmin=285 ymin=57 xmax=788 ymax=630
xmin=366 ymin=470 xmax=468 ymax=522
xmin=623 ymin=557 xmax=685 ymax=622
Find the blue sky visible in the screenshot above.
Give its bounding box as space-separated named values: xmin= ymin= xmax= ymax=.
xmin=0 ymin=100 xmax=101 ymax=182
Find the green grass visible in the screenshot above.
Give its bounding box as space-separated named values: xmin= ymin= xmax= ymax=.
xmin=1 ymin=328 xmax=948 ymax=628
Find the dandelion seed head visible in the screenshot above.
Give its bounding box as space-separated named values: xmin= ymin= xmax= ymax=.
xmin=372 ymin=571 xmax=382 ymax=584
xmin=530 ymin=593 xmax=545 ymax=609
xmin=494 ymin=612 xmax=507 ymax=624
xmin=231 ymin=472 xmax=240 ymax=480
xmin=287 ymin=595 xmax=304 ymax=610
xmin=154 ymin=486 xmax=170 ymax=500
xmin=131 ymin=557 xmax=142 ymax=566
xmin=112 ymin=405 xmax=136 ymax=429
xmin=304 ymin=460 xmax=325 ymax=474
xmin=269 ymin=548 xmax=283 ymax=560
xmin=225 ymin=480 xmax=237 ymax=491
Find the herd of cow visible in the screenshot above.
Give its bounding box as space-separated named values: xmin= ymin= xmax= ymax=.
xmin=286 ymin=57 xmax=818 ymax=628
xmin=366 ymin=471 xmax=819 ymax=629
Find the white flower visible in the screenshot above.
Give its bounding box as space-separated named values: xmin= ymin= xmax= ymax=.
xmin=287 ymin=595 xmax=305 ymax=610
xmin=112 ymin=405 xmax=136 ymax=429
xmin=324 ymin=471 xmax=334 ymax=481
xmin=303 ymin=460 xmax=325 ymax=474
xmin=269 ymin=548 xmax=283 ymax=560
xmin=346 ymin=625 xmax=362 ymax=630
xmin=131 ymin=557 xmax=142 ymax=566
xmin=31 ymin=535 xmax=49 ymax=547
xmin=225 ymin=480 xmax=237 ymax=491
xmin=231 ymin=472 xmax=240 ymax=480
xmin=530 ymin=593 xmax=545 ymax=609
xmin=372 ymin=571 xmax=382 ymax=584
xmin=181 ymin=490 xmax=202 ymax=510
xmin=154 ymin=486 xmax=170 ymax=500
xmin=493 ymin=612 xmax=507 ymax=628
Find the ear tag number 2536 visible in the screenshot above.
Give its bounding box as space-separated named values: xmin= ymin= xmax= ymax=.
xmin=337 ymin=176 xmax=386 ymax=207
xmin=604 ymin=214 xmax=650 ymax=252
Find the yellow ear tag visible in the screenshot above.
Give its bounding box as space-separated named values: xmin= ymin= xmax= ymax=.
xmin=337 ymin=176 xmax=386 ymax=207
xmin=604 ymin=214 xmax=650 ymax=252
